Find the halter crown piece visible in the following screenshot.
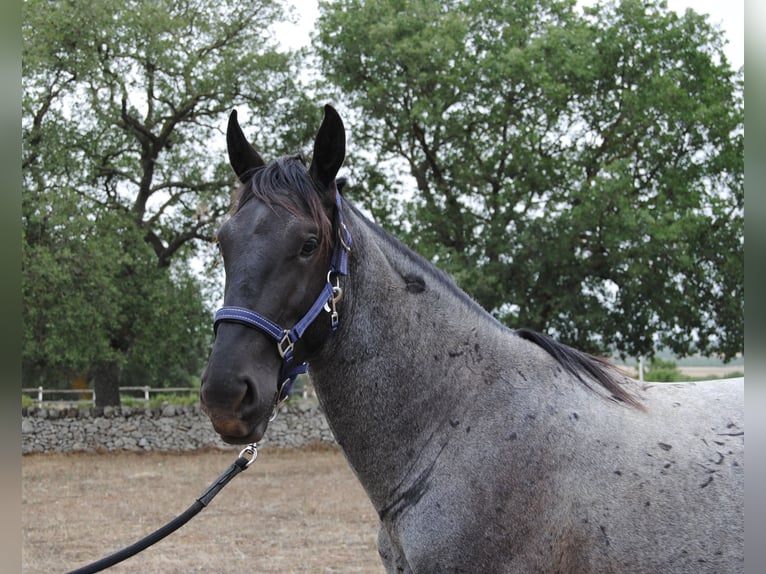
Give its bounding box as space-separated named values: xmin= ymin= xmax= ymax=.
xmin=213 ymin=188 xmax=352 ymax=403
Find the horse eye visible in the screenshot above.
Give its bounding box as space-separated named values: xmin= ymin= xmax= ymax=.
xmin=301 ymin=238 xmax=319 ymax=256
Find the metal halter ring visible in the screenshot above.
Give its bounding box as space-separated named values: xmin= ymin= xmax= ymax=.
xmin=238 ymin=443 xmax=258 ymax=467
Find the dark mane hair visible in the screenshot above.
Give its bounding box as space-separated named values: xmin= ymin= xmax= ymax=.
xmin=233 ymin=154 xmax=333 ymax=252
xmin=514 ymin=328 xmax=643 ymax=409
xmin=347 ymin=201 xmax=642 ymax=410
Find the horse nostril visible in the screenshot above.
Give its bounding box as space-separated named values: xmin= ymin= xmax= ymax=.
xmin=241 ymin=377 xmax=255 ymax=407
xmin=199 ymin=369 xmax=264 ymax=419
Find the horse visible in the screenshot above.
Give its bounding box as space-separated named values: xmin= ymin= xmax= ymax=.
xmin=200 ymin=104 xmax=744 ymax=573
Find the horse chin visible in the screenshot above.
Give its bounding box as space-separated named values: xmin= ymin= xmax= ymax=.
xmin=204 ymin=411 xmax=270 ymax=445
xmin=217 ymin=419 xmax=269 ymax=445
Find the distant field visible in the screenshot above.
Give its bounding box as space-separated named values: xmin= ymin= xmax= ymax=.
xmin=22 ymin=448 xmax=384 ymax=573
xmin=614 ymin=360 xmax=744 ymax=381
xmin=675 ymin=365 xmax=745 ymax=378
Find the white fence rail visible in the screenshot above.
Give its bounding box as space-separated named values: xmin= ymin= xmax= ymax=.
xmin=21 ymin=386 xmax=198 ymax=405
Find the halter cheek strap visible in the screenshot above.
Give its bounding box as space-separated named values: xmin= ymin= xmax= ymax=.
xmin=213 ymin=190 xmax=352 ymax=402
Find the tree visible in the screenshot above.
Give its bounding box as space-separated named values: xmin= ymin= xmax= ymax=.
xmin=314 ymin=0 xmax=744 ymax=360
xmin=22 ymin=196 xmax=210 ymax=401
xmin=22 ymin=0 xmax=319 ymax=405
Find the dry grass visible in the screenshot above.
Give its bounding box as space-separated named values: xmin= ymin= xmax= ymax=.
xmin=22 ymin=447 xmax=384 ymax=573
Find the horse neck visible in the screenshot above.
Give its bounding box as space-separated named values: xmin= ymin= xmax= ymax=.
xmin=309 ymin=204 xmax=509 ymax=509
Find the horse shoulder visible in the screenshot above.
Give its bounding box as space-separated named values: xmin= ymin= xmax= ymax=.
xmin=379 ymin=375 xmax=743 ymax=572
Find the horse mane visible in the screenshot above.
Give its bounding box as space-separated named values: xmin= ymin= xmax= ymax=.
xmin=346 ymin=201 xmax=498 ymax=325
xmin=514 ymin=328 xmax=643 ymax=409
xmin=233 ymin=155 xmax=334 ymax=253
xmin=232 ymin=169 xmax=641 ymax=409
xmin=347 ymin=202 xmax=642 ymax=410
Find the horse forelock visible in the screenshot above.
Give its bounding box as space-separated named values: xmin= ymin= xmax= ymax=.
xmin=233 ymin=155 xmax=333 ymax=253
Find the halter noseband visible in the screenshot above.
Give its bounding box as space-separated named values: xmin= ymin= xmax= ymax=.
xmin=213 ymin=189 xmax=352 ymax=403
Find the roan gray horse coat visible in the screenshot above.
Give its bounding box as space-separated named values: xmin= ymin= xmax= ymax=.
xmin=200 ymin=105 xmax=744 ymax=573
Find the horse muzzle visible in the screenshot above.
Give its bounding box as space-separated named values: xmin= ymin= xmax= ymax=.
xmin=199 ymin=331 xmax=281 ymax=444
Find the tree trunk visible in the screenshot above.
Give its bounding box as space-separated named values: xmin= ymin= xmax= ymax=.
xmin=91 ymin=362 xmax=122 ymax=407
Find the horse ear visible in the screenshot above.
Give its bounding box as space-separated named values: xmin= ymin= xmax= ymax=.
xmin=226 ymin=109 xmax=265 ymax=183
xmin=309 ymin=104 xmax=346 ymax=197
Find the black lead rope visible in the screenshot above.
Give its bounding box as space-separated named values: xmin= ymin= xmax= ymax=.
xmin=67 ymin=444 xmax=258 ymax=574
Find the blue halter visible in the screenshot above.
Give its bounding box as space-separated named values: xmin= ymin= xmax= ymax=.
xmin=213 ymin=189 xmax=352 ymax=403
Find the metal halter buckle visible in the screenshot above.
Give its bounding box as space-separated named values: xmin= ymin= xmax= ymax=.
xmin=278 ymin=331 xmax=294 ymax=359
xmin=323 ymin=273 xmax=343 ymax=328
xmin=338 ymin=223 xmax=352 ymax=252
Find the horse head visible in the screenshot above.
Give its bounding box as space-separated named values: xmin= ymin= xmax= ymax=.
xmin=200 ymin=105 xmax=346 ymax=444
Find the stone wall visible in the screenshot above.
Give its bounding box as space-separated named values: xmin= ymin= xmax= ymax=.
xmin=21 ymin=399 xmax=336 ymax=454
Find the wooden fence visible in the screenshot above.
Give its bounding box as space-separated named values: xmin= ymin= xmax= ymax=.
xmin=22 ymin=378 xmax=314 ymax=405
xmin=21 ymin=386 xmax=198 ymax=405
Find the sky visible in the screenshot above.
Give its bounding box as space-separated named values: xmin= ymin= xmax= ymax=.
xmin=654 ymin=0 xmax=742 ymax=69
xmin=275 ymin=0 xmax=744 ymax=71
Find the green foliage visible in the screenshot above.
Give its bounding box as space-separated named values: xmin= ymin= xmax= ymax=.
xmin=22 ymin=202 xmax=124 ymax=377
xmin=315 ymin=0 xmax=744 ymax=360
xmin=22 ymin=0 xmax=321 ymax=404
xmin=642 ymin=357 xmax=692 ymax=382
xmin=640 ymin=357 xmax=743 ymax=383
xmin=120 ymin=392 xmax=200 ymax=409
xmin=21 ymin=197 xmax=210 ymax=392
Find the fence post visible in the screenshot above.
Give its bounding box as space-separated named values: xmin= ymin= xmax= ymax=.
xmin=38 ymin=386 xmax=43 ymax=403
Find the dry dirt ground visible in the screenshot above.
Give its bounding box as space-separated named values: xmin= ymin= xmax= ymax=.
xmin=22 ymin=447 xmax=385 ymax=573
